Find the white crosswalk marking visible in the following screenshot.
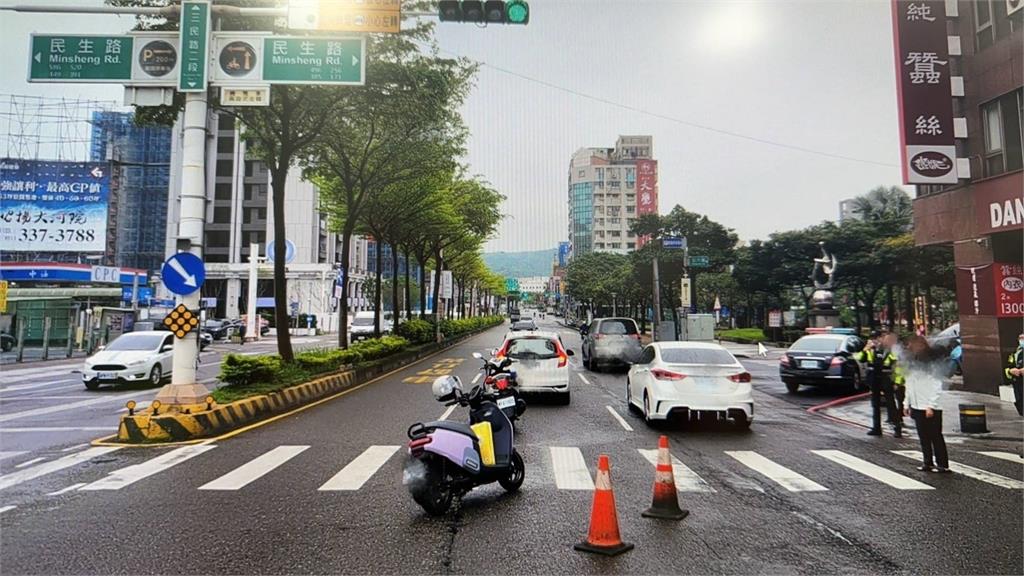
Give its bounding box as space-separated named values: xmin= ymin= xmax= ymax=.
xmin=0 ymin=505 xmax=15 ymax=514
xmin=638 ymin=449 xmax=715 ymax=492
xmin=892 ymin=451 xmax=1024 ymax=489
xmin=977 ymin=451 xmax=1024 ymax=465
xmin=48 ymin=483 xmax=86 ymax=496
xmin=812 ymin=450 xmax=933 ymax=490
xmin=319 ymin=446 xmax=400 ymax=491
xmin=726 ymin=451 xmax=828 ymax=492
xmin=81 ymin=445 xmax=216 ymax=491
xmin=199 ymin=446 xmax=309 ymax=491
xmin=14 ymin=457 xmax=47 ymax=469
xmin=550 ymin=447 xmax=594 ymax=490
xmin=0 ymin=447 xmax=121 ymax=491
xmin=0 ymin=451 xmax=28 ymax=462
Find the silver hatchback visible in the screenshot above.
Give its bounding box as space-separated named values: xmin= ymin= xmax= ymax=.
xmin=581 ymin=317 xmax=643 ymax=371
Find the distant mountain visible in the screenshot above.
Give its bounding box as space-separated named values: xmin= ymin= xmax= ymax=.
xmin=483 ymin=249 xmax=557 ymax=279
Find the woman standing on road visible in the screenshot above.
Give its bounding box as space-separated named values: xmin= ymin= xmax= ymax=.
xmin=902 ymin=335 xmax=951 ymax=473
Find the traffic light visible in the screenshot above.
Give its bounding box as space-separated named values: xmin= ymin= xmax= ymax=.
xmin=438 ymin=0 xmax=529 ymax=24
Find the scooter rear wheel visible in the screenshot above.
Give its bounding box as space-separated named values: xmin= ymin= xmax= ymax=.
xmin=498 ymin=449 xmax=525 ymax=493
xmin=408 ymin=457 xmax=453 ymax=516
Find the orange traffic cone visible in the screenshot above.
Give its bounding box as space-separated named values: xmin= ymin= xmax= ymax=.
xmin=574 ymin=455 xmax=634 ymax=556
xmin=642 ymin=435 xmax=689 ymax=520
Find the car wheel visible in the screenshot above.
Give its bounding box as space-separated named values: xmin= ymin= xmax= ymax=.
xmin=643 ymin=392 xmax=654 ymax=425
xmin=851 ymin=369 xmax=866 ymax=393
xmin=149 ymin=364 xmax=163 ymax=386
xmin=734 ymin=415 xmax=752 ymax=430
xmin=626 ymin=380 xmax=641 ymax=414
xmin=785 ymin=381 xmax=800 ymax=394
xmin=582 ymin=351 xmax=591 ymax=370
xmin=84 ymin=379 xmax=100 ymax=391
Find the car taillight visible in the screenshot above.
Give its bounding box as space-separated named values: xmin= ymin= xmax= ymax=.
xmin=554 ymin=340 xmax=569 ymax=368
xmin=729 ymin=372 xmax=752 ymax=383
xmin=651 ymin=368 xmax=687 ymax=381
xmin=830 ymin=356 xmax=843 ymax=367
xmin=780 ymin=355 xmax=790 ymax=366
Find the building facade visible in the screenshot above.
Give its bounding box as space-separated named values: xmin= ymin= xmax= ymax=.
xmin=162 ymin=112 xmax=373 ymax=331
xmin=910 ymin=0 xmax=1023 ymax=394
xmin=567 ymin=135 xmax=655 ymax=258
xmin=517 ymin=276 xmax=550 ymax=294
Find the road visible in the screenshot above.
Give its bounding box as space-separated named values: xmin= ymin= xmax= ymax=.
xmin=0 ymin=317 xmax=1021 ymax=574
xmin=0 ymin=333 xmax=338 ymax=455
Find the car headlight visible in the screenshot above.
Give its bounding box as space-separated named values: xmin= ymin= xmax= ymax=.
xmin=127 ymin=359 xmax=148 ymax=367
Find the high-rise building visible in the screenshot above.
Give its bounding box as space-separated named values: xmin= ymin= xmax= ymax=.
xmin=162 ymin=113 xmax=372 ymax=330
xmin=567 ymin=135 xmax=656 ymax=258
xmin=89 ymin=111 xmax=171 ymax=272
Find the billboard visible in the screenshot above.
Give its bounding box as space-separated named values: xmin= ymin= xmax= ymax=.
xmin=0 ymin=159 xmax=109 ymax=252
xmin=635 ymin=159 xmax=658 ymax=248
xmin=995 ymin=262 xmax=1024 ymax=318
xmin=558 ymin=241 xmax=570 ymax=267
xmin=891 ymin=0 xmax=957 ymax=184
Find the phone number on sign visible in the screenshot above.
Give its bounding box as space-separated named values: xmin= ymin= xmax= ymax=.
xmin=17 ymin=228 xmax=97 ymax=243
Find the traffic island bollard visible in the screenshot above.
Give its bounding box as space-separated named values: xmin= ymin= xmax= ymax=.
xmin=958 ymin=403 xmax=989 ymax=434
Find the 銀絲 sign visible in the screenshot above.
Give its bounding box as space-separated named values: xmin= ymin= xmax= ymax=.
xmin=0 ymin=159 xmax=109 ymax=252
xmin=891 ymin=0 xmax=957 ymax=184
xmin=29 ymin=34 xmax=133 ymax=82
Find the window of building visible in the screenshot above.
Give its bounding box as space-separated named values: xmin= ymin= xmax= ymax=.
xmin=609 ymin=180 xmax=620 ymax=188
xmin=627 ymin=242 xmax=636 ymax=250
xmin=215 ymin=160 xmax=233 ymax=177
xmin=206 ymin=230 xmax=230 ymax=247
xmin=626 ymin=206 xmax=635 ymax=214
xmin=609 ymin=217 xmax=621 ymax=224
xmin=627 ymin=230 xmax=636 ymax=238
xmin=214 ymin=183 xmax=232 ymax=200
xmin=258 ymin=207 xmax=266 ymax=220
xmin=976 ymin=0 xmax=1022 ymax=51
xmin=220 ymin=116 xmax=235 ymax=130
xmin=216 ymin=137 xmax=234 ymax=154
xmin=982 ymin=88 xmax=1024 ymax=177
xmin=609 ymin=230 xmax=621 ymax=238
xmin=213 ymin=207 xmax=231 ymax=223
xmin=250 ymin=231 xmax=266 ymax=246
xmin=594 ymin=242 xmax=605 ymax=249
xmin=578 ymin=169 xmax=585 ymax=178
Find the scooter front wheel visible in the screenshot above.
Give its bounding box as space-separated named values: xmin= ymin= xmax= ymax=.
xmin=406 ymin=457 xmax=453 ymax=516
xmin=498 ymin=449 xmax=525 ymax=493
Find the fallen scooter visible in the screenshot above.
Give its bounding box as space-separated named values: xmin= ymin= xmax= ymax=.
xmin=403 ymin=375 xmax=525 ymax=516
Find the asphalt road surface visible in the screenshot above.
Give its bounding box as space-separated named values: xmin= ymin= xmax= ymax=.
xmin=0 ymin=317 xmax=1021 ymax=575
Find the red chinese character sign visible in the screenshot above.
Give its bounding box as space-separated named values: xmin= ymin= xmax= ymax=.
xmin=891 ymin=0 xmax=957 ymax=184
xmin=995 ymin=263 xmax=1024 ymax=318
xmin=635 ymin=159 xmax=658 ymax=248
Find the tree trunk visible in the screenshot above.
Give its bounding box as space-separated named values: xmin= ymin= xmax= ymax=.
xmin=416 ymin=252 xmax=428 ymax=319
xmin=903 ymin=284 xmax=914 ymax=333
xmin=391 ymin=243 xmax=400 ymax=332
xmin=885 ymin=284 xmax=895 ymax=331
xmin=432 ymin=251 xmax=442 ymax=325
xmin=338 ymin=227 xmax=353 ymax=349
xmin=374 ymin=244 xmax=383 ymax=338
xmin=270 ymin=165 xmax=294 ymax=363
xmin=404 ymin=251 xmax=412 ymax=321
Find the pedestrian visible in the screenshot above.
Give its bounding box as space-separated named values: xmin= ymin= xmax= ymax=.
xmin=238 ymin=320 xmax=247 ymax=346
xmin=902 ymin=335 xmax=950 ymax=473
xmin=855 ymin=331 xmax=900 ymax=437
xmin=1004 ymin=332 xmax=1024 ymax=418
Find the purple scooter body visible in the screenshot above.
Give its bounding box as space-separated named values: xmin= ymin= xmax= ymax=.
xmin=421 ymin=428 xmax=483 ymax=473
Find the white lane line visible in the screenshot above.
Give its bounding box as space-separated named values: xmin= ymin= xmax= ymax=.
xmin=0 ymin=427 xmax=114 ymax=433
xmin=812 ymin=450 xmax=933 ymax=490
xmin=0 ymin=380 xmax=82 ymax=394
xmin=892 ymin=451 xmax=1024 ymax=489
xmin=47 ymin=483 xmax=86 ymax=496
xmin=0 ymin=451 xmax=28 ymax=461
xmin=0 ymin=394 xmax=137 ymax=423
xmin=638 ymin=448 xmax=715 ymax=492
xmin=61 ymin=444 xmax=90 ymax=452
xmin=14 ymin=457 xmax=47 ymax=469
xmin=725 ymin=451 xmax=828 ymax=492
xmin=978 ymin=451 xmax=1024 ymax=464
xmin=3 ymin=395 xmax=97 ymax=401
xmin=550 ymin=447 xmax=594 ymax=490
xmin=438 ymin=405 xmax=457 ymax=421
xmin=0 ymin=447 xmax=121 ymax=490
xmin=0 ymin=505 xmax=15 ymax=514
xmin=318 ymin=445 xmax=400 ymax=491
xmin=81 ymin=445 xmax=216 ymax=491
xmin=199 ymin=446 xmax=309 ymax=491
xmin=577 ymin=374 xmax=592 ymax=386
xmin=471 ymin=373 xmax=482 ymax=384
xmin=605 ymin=405 xmax=633 ymax=432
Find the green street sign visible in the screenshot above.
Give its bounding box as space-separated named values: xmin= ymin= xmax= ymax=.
xmin=689 ymin=255 xmax=710 ymax=268
xmin=178 ymin=0 xmax=210 ymax=91
xmin=262 ymin=37 xmax=365 ymax=85
xmin=28 ymin=35 xmax=133 ymax=82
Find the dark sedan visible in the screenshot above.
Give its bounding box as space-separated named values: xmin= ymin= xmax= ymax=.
xmin=779 ymin=334 xmax=867 ymax=394
xmin=202 ymin=320 xmax=232 ymax=340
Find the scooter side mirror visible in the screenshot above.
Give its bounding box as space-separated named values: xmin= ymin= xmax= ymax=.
xmin=472 ymin=352 xmax=483 ymax=360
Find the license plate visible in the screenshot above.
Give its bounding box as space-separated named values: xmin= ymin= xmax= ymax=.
xmin=496 ymin=396 xmax=516 ymax=410
xmin=97 ymin=372 xmax=117 ymax=380
xmin=799 ymin=360 xmax=818 ymax=369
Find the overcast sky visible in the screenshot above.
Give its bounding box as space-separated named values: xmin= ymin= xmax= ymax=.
xmin=0 ymin=0 xmax=909 ymax=252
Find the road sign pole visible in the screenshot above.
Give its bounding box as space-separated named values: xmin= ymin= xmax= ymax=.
xmin=156 ymin=90 xmax=210 ymax=407
xmin=246 ymin=242 xmax=260 ymax=342
xmin=652 ymin=257 xmax=661 ymax=341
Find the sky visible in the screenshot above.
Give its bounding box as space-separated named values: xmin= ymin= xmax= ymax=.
xmin=0 ymin=0 xmax=910 ymax=253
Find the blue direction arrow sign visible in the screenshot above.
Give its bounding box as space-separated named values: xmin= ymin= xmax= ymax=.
xmin=161 ymin=252 xmax=206 ymax=296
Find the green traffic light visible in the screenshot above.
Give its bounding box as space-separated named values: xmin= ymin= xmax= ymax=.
xmin=506 ymin=0 xmax=529 ymax=24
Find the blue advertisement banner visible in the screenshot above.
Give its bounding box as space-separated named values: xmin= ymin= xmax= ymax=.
xmin=558 ymin=241 xmax=570 ymax=268
xmin=0 ymin=159 xmax=110 ymax=252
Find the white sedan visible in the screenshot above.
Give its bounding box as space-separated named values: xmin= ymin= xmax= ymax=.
xmin=626 ymin=341 xmax=753 ymax=428
xmin=82 ymin=331 xmax=175 ymax=390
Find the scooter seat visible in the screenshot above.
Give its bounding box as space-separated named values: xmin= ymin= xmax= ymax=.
xmin=422 ymin=420 xmax=475 ymax=437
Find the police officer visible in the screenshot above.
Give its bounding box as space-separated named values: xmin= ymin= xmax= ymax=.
xmin=856 ymin=331 xmax=901 ymax=437
xmin=1006 ymin=332 xmax=1024 ymax=418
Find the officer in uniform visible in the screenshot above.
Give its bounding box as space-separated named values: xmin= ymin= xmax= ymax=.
xmin=856 ymin=331 xmax=900 ymax=437
xmin=1006 ymin=332 xmax=1024 ymax=418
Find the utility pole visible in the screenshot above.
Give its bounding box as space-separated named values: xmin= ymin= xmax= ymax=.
xmin=652 ymin=257 xmax=662 ymax=341
xmin=246 ymin=242 xmax=261 ymax=342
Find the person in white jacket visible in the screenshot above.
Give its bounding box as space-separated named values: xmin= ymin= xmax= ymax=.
xmin=902 ymin=335 xmax=950 ymax=473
